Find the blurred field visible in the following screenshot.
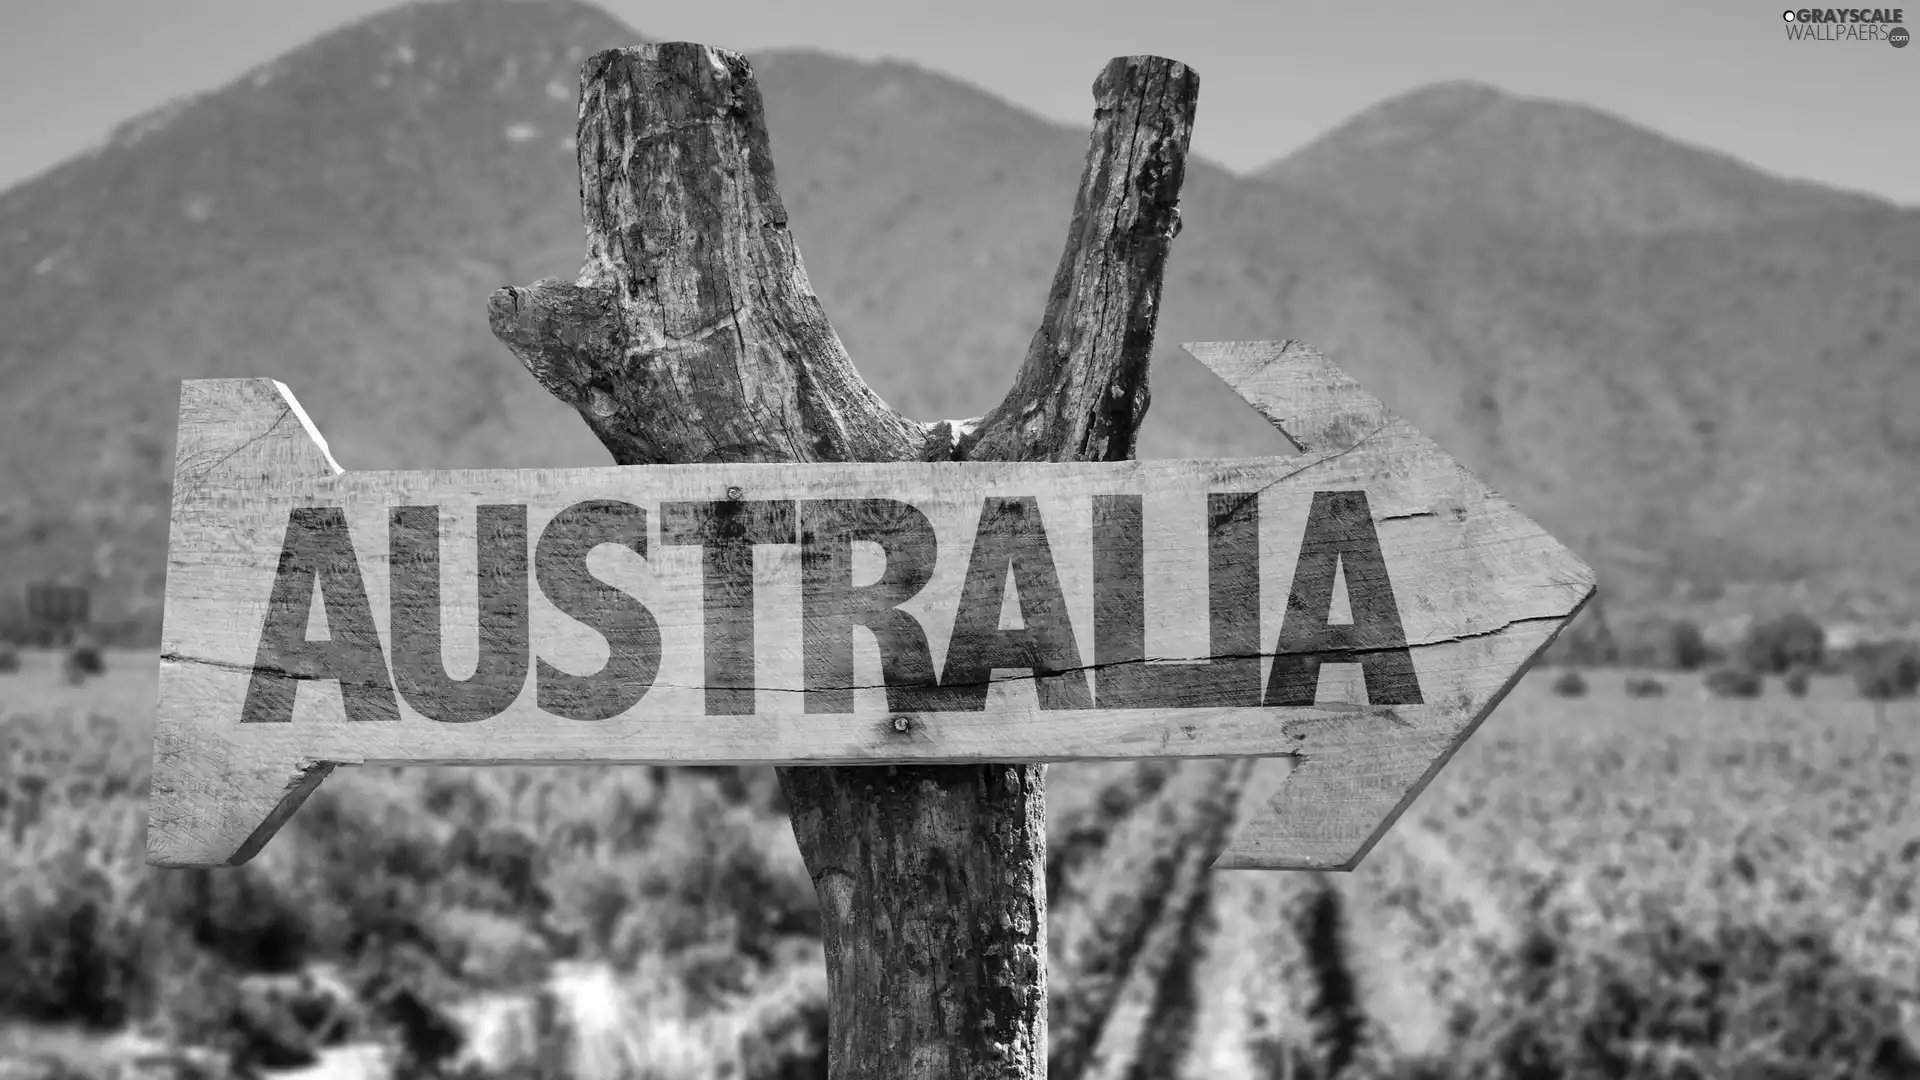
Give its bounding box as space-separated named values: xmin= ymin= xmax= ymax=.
xmin=4 ymin=650 xmax=1919 ymax=1078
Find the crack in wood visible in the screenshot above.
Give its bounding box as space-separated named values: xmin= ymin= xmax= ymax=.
xmin=177 ymin=403 xmax=294 ymax=495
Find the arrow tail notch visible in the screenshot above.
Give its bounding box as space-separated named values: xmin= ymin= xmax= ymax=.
xmin=151 ymin=379 xmax=348 ymax=867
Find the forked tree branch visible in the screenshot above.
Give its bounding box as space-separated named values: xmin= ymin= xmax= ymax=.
xmin=488 ymin=45 xmax=926 ymax=466
xmin=958 ymin=58 xmax=1196 ymax=464
xmin=488 ymin=42 xmax=1198 ymax=1080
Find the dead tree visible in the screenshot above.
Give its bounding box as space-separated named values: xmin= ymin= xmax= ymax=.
xmin=488 ymin=43 xmax=1198 ymax=1080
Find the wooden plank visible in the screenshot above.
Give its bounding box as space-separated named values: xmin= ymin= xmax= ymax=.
xmin=149 ymin=341 xmax=1594 ymax=869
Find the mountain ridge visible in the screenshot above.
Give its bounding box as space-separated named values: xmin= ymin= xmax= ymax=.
xmin=1255 ymin=78 xmax=1898 ymax=236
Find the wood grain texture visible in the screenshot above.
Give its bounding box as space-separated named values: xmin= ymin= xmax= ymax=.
xmin=479 ymin=44 xmax=1194 ymax=1080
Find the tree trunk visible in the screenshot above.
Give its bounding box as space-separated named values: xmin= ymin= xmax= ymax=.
xmin=488 ymin=42 xmax=1197 ymax=1080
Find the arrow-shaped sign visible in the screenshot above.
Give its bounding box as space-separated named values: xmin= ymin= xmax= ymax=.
xmin=148 ymin=339 xmax=1593 ymax=870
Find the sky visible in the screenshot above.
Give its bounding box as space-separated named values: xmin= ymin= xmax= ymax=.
xmin=0 ymin=0 xmax=1914 ymax=203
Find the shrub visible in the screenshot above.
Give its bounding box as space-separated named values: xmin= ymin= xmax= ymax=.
xmin=1624 ymin=675 xmax=1666 ymax=698
xmin=1740 ymin=613 xmax=1825 ymax=675
xmin=1667 ymin=619 xmax=1713 ymax=671
xmin=1551 ymin=670 xmax=1589 ymax=698
xmin=1851 ymin=639 xmax=1920 ymax=701
xmin=64 ymin=642 xmax=105 ymax=684
xmin=0 ymin=643 xmax=18 ymax=673
xmin=1620 ymin=619 xmax=1716 ymax=671
xmin=0 ymin=854 xmax=151 ymax=1029
xmin=1705 ymin=667 xmax=1764 ymax=699
xmin=1783 ymin=668 xmax=1811 ymax=698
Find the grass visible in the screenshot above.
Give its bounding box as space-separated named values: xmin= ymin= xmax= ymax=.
xmin=3 ymin=651 xmax=1919 ymax=1078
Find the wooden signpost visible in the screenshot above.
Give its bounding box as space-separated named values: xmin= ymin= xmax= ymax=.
xmin=147 ymin=42 xmax=1593 ymax=1080
xmin=151 ymin=343 xmax=1588 ymax=868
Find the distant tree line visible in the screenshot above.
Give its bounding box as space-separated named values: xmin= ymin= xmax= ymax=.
xmin=1544 ymin=599 xmax=1920 ymax=702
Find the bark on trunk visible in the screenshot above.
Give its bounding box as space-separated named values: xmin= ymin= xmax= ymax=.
xmin=488 ymin=42 xmax=1197 ymax=1080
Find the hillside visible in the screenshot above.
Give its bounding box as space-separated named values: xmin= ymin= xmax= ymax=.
xmin=1286 ymin=196 xmax=1920 ymax=620
xmin=0 ymin=0 xmax=1913 ymax=639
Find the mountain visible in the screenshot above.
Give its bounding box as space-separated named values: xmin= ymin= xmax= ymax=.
xmin=1253 ymin=79 xmax=1892 ymax=237
xmin=1248 ymin=80 xmax=1920 ymax=624
xmin=0 ymin=0 xmax=1914 ymax=641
